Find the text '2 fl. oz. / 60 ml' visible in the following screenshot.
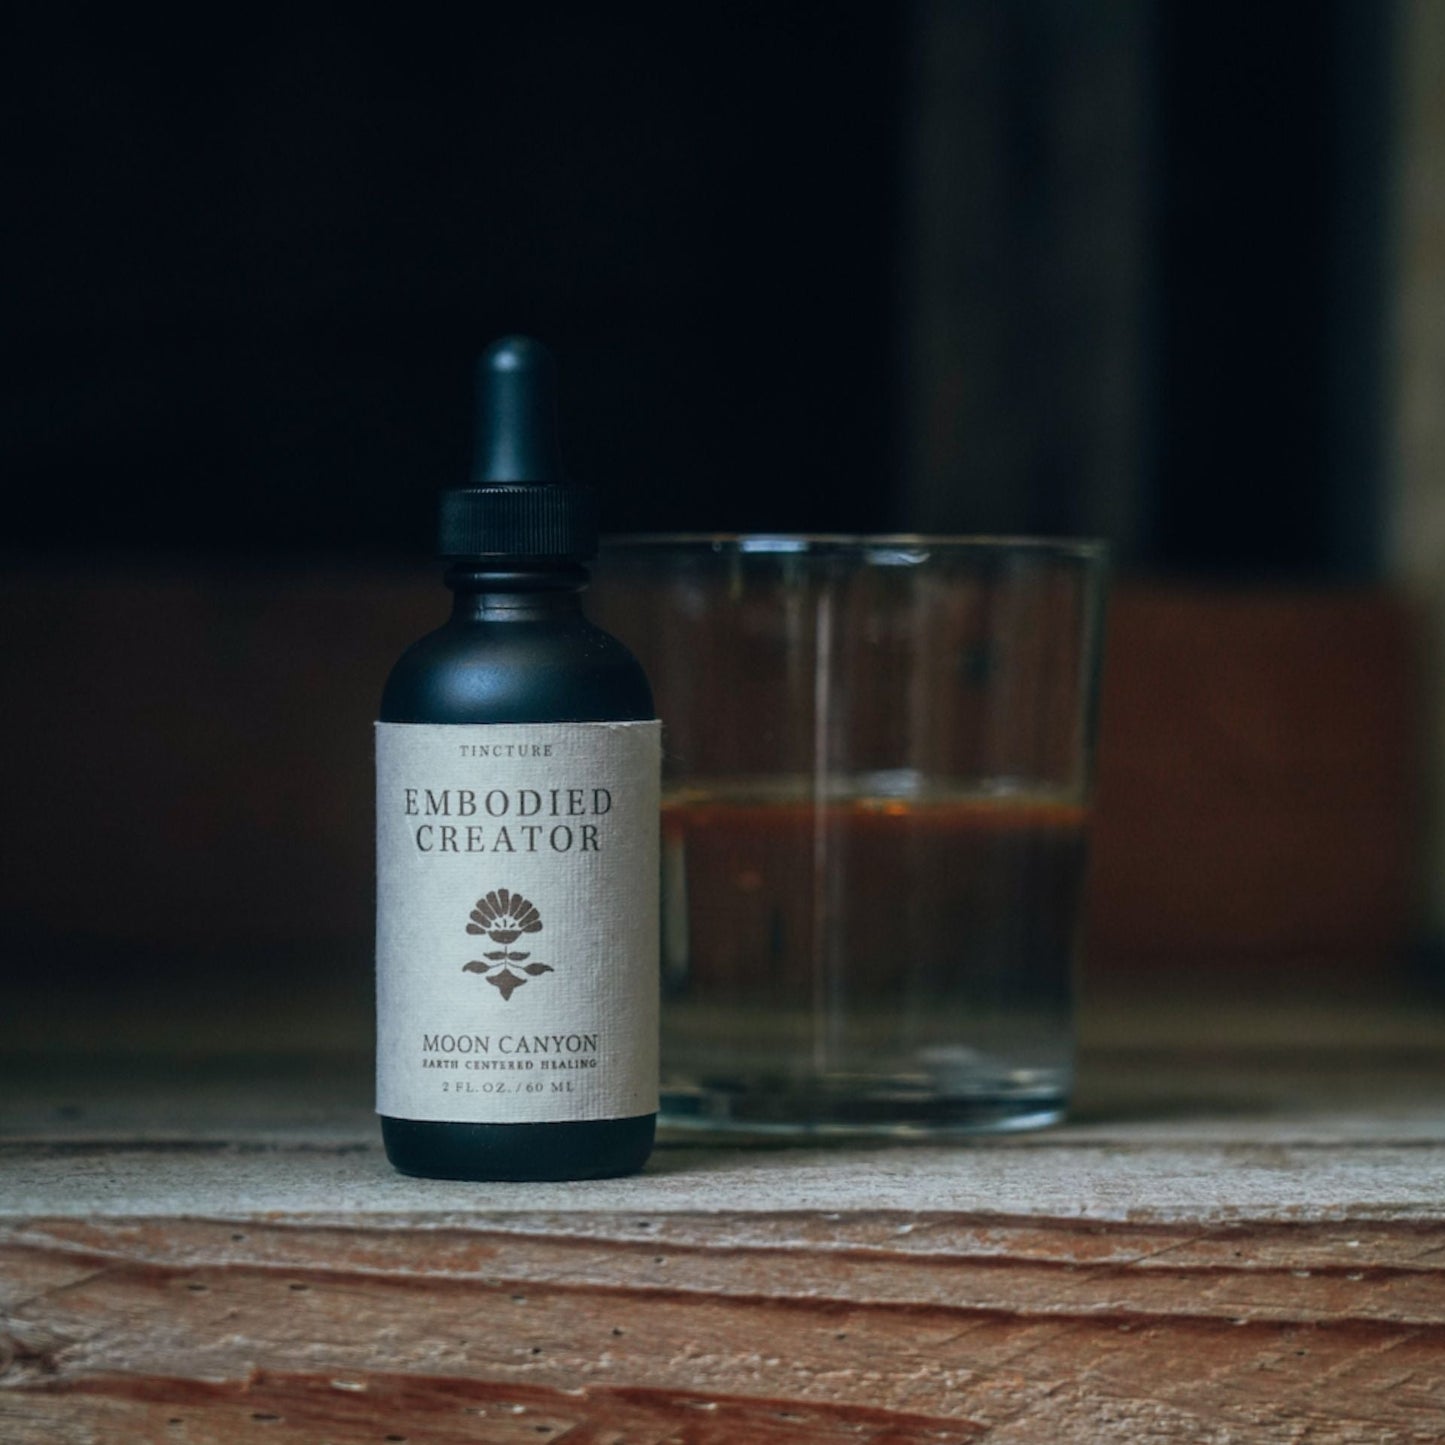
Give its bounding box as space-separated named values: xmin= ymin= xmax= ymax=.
xmin=374 ymin=337 xmax=660 ymax=1181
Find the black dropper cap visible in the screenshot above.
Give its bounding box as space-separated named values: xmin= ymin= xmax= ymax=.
xmin=438 ymin=336 xmax=598 ymax=560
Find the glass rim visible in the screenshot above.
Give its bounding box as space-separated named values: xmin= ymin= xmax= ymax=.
xmin=600 ymin=532 xmax=1108 ymax=561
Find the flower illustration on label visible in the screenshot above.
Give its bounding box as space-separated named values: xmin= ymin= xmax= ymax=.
xmin=462 ymin=888 xmax=552 ymax=1001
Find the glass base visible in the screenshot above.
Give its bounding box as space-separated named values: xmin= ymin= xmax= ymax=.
xmin=657 ymin=1076 xmax=1069 ymax=1140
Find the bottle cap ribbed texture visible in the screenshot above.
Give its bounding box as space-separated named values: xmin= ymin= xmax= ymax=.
xmin=438 ymin=483 xmax=598 ymax=558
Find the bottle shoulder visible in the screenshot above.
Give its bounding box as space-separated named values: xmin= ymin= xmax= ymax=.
xmin=380 ymin=616 xmax=654 ymax=723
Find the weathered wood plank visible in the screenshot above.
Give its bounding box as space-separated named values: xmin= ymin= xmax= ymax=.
xmin=4 ymin=1035 xmax=1444 ymax=1441
xmin=5 ymin=1135 xmax=1445 ymax=1223
xmin=1 ymin=1370 xmax=991 ymax=1445
xmin=7 ymin=1211 xmax=1445 ymax=1330
xmin=3 ymin=1211 xmax=1443 ymax=1442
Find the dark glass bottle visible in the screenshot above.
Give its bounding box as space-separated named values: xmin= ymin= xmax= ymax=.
xmin=375 ymin=338 xmax=658 ymax=1181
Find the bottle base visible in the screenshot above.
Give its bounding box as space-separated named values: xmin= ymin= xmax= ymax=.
xmin=380 ymin=1113 xmax=656 ymax=1181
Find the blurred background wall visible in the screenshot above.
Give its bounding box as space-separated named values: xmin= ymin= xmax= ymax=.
xmin=1 ymin=1 xmax=1439 ymax=1054
xmin=1 ymin=1 xmax=1402 ymax=566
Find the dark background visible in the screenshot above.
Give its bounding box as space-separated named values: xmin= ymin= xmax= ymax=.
xmin=1 ymin=1 xmax=1397 ymax=574
xmin=0 ymin=2 xmax=1420 ymax=1053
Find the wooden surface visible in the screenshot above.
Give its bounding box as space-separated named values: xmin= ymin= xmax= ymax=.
xmin=4 ymin=1010 xmax=1445 ymax=1443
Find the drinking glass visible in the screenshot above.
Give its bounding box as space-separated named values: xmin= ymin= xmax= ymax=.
xmin=591 ymin=536 xmax=1107 ymax=1135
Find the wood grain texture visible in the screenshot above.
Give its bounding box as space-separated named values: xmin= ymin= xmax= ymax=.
xmin=3 ymin=1205 xmax=1444 ymax=1443
xmin=5 ymin=1019 xmax=1445 ymax=1439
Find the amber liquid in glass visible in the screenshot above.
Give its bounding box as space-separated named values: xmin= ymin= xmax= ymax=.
xmin=659 ymin=777 xmax=1087 ymax=1132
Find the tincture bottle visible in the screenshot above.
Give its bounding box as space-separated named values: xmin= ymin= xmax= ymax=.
xmin=375 ymin=336 xmax=659 ymax=1180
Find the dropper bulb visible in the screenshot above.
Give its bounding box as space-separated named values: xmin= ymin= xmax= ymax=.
xmin=439 ymin=335 xmax=595 ymax=558
xmin=471 ymin=336 xmax=565 ymax=485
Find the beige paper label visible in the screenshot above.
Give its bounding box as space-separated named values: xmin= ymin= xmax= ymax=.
xmin=375 ymin=720 xmax=660 ymax=1123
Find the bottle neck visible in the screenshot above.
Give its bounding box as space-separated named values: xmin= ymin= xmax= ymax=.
xmin=444 ymin=560 xmax=589 ymax=623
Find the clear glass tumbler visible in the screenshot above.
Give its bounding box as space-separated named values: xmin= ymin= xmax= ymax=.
xmin=590 ymin=536 xmax=1108 ymax=1135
